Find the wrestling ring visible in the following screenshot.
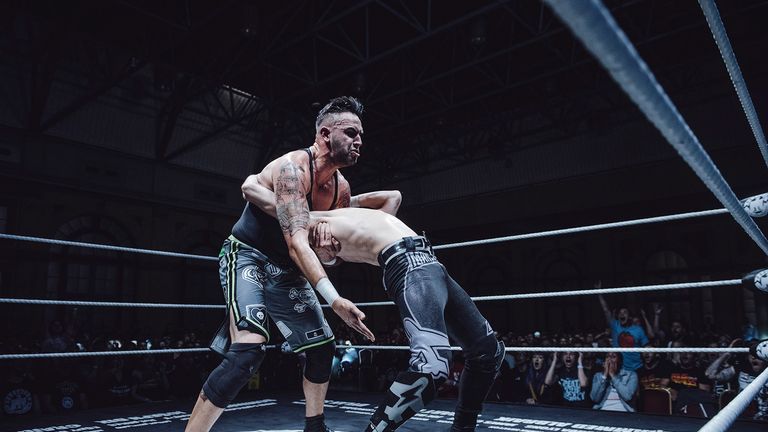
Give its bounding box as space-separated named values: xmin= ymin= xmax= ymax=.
xmin=2 ymin=1 xmax=768 ymax=431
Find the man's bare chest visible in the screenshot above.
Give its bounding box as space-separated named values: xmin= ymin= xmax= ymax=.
xmin=309 ymin=183 xmax=337 ymax=210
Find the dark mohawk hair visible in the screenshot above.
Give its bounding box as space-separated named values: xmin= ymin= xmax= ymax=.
xmin=315 ymin=96 xmax=364 ymax=129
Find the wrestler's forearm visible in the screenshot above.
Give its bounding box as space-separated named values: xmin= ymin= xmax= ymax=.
xmin=351 ymin=190 xmax=402 ymax=215
xmin=285 ymin=230 xmax=329 ymax=287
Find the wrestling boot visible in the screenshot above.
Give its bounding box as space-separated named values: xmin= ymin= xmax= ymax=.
xmin=448 ymin=409 xmax=479 ymax=431
xmin=304 ymin=414 xmax=332 ymax=432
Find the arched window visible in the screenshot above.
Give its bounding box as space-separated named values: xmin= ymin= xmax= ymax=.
xmin=468 ymin=259 xmax=508 ymax=297
xmin=645 ymin=250 xmax=688 ymax=284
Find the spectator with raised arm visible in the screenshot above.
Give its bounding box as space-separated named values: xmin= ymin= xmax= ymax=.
xmin=598 ymin=289 xmax=648 ymax=372
xmin=525 ymin=353 xmax=551 ymax=405
xmin=545 ymin=351 xmax=590 ymax=408
xmin=705 ymin=340 xmax=767 ymax=421
xmin=640 ymin=304 xmax=664 ymax=344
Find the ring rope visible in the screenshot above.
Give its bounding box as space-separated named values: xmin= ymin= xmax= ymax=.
xmin=698 ymin=366 xmax=768 ymax=431
xmin=343 ymin=345 xmax=750 ymax=353
xmin=322 ymin=278 xmax=742 ymax=308
xmin=4 ymin=197 xmax=766 ymax=257
xmin=0 ymin=345 xmax=750 ymax=360
xmin=0 ymin=278 xmax=740 ymax=309
xmin=0 ymin=348 xmax=210 ymax=360
xmin=542 ymin=0 xmax=768 ymax=256
xmin=698 ymin=0 xmax=768 ymax=169
xmin=0 ymin=233 xmax=218 ymax=261
xmin=0 ymin=297 xmax=224 ymax=308
xmin=469 ymin=279 xmax=740 ymax=302
xmin=434 ymin=208 xmax=728 ymax=250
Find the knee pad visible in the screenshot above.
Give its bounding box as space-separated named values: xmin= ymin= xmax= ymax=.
xmin=367 ymin=371 xmax=436 ymax=432
xmin=454 ymin=338 xmax=505 ymax=415
xmin=303 ymin=341 xmax=335 ymax=384
xmin=465 ymin=336 xmax=504 ymax=374
xmin=202 ymin=343 xmax=265 ymax=408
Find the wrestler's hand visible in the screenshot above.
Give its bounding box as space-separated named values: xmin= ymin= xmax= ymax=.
xmin=331 ymin=297 xmax=375 ymax=342
xmin=310 ymin=221 xmax=334 ymax=249
xmin=315 ymin=240 xmax=340 ymax=265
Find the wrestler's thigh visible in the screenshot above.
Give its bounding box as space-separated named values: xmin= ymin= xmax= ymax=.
xmin=443 ymin=267 xmax=493 ymax=348
xmin=223 ymin=249 xmax=271 ymax=342
xmin=397 ymin=263 xmax=450 ymax=333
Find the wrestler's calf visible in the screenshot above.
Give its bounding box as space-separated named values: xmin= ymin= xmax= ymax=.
xmin=202 ymin=343 xmax=266 ymax=408
xmin=365 ymin=371 xmax=437 ymax=432
xmin=451 ymin=336 xmax=505 ymax=431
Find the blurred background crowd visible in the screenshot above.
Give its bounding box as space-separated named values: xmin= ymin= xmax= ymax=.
xmin=2 ymin=297 xmax=766 ymax=423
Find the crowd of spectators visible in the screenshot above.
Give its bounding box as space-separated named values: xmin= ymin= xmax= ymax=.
xmin=0 ymin=321 xmax=221 ymax=419
xmin=2 ymin=302 xmax=766 ymax=424
xmin=326 ymin=295 xmax=767 ymax=422
xmin=486 ymin=297 xmax=767 ymax=422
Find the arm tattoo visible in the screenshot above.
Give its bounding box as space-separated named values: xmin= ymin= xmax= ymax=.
xmin=275 ymin=161 xmax=309 ymax=236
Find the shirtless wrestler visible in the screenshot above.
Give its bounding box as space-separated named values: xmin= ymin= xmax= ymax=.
xmin=247 ymin=184 xmax=505 ymax=432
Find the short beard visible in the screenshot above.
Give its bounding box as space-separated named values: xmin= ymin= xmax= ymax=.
xmin=329 ymin=139 xmax=357 ymax=167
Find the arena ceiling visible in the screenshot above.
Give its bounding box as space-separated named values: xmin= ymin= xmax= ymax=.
xmin=3 ymin=0 xmax=768 ymax=190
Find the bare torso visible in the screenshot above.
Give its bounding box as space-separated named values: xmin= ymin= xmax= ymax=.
xmin=310 ymin=208 xmax=418 ymax=266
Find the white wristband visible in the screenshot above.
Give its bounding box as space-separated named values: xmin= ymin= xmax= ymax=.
xmin=315 ymin=277 xmax=340 ymax=306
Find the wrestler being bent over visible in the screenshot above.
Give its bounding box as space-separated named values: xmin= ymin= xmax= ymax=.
xmin=248 ymin=185 xmax=505 ymax=432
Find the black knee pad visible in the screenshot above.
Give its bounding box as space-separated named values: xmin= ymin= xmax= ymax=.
xmin=202 ymin=343 xmax=265 ymax=408
xmin=454 ymin=337 xmax=505 ymax=417
xmin=465 ymin=335 xmax=505 ymax=374
xmin=303 ymin=341 xmax=335 ymax=384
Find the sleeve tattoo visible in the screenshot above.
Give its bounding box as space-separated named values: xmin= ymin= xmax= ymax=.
xmin=275 ymin=161 xmax=309 ymax=236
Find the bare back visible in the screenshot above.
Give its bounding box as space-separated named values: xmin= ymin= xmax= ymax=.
xmin=310 ymin=208 xmax=417 ymax=266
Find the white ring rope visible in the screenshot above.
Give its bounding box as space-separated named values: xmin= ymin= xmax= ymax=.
xmin=0 ymin=278 xmax=745 ymax=309
xmin=0 ymin=345 xmax=750 ymax=360
xmin=324 ymin=278 xmax=742 ymax=308
xmin=0 ymin=233 xmax=218 ymax=261
xmin=542 ymin=0 xmax=768 ymax=256
xmin=698 ymin=0 xmax=768 ymax=169
xmin=434 ymin=208 xmax=727 ymax=250
xmin=0 ymin=348 xmax=210 ymax=360
xmin=3 ymin=195 xmax=766 ymax=257
xmin=6 ymin=193 xmax=768 ymax=261
xmin=343 ymin=345 xmax=750 ymax=353
xmin=469 ymin=279 xmax=739 ymax=302
xmin=0 ymin=346 xmax=273 ymax=360
xmin=0 ymin=297 xmax=224 ymax=308
xmin=698 ymin=366 xmax=768 ymax=431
